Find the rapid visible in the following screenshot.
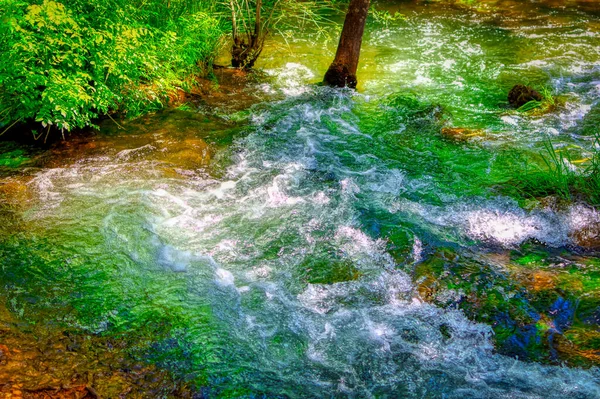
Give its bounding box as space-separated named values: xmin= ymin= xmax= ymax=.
xmin=1 ymin=1 xmax=600 ymax=397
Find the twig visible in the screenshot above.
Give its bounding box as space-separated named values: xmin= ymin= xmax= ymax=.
xmin=230 ymin=0 xmax=237 ymax=39
xmin=107 ymin=113 xmax=126 ymax=130
xmin=44 ymin=124 xmax=51 ymax=143
xmin=0 ymin=118 xmax=22 ymax=137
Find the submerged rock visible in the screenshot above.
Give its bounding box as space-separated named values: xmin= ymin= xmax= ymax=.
xmin=0 ymin=299 xmax=196 ymax=398
xmin=508 ymin=84 xmax=543 ymax=108
xmin=440 ymin=127 xmax=485 ymax=141
xmin=571 ymin=225 xmax=600 ymax=250
xmin=0 ymin=179 xmax=31 ymax=206
xmin=411 ymin=246 xmax=600 ymax=367
xmin=568 ymin=205 xmax=600 ymax=250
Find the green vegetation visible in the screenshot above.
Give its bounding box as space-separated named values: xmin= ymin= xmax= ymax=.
xmin=0 ymin=0 xmax=224 ymax=135
xmin=228 ymin=0 xmax=337 ymax=69
xmin=0 ymin=0 xmax=341 ymax=136
xmin=369 ymin=9 xmax=406 ymax=28
xmin=504 ymin=133 xmax=600 ymax=207
xmin=516 ymin=87 xmax=565 ymax=115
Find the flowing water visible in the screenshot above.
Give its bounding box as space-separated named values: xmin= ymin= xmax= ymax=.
xmin=2 ymin=1 xmax=600 ymax=397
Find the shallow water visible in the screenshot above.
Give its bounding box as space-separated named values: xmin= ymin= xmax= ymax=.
xmin=2 ymin=1 xmax=600 ymax=397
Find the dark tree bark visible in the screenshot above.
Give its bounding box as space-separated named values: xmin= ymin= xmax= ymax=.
xmin=324 ymin=0 xmax=371 ymax=88
xmin=231 ymin=36 xmax=263 ymax=69
xmin=230 ymin=0 xmax=266 ymax=69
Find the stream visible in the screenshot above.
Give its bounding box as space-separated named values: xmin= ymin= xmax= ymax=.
xmin=1 ymin=1 xmax=600 ymax=397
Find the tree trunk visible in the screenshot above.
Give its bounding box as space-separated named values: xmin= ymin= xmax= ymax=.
xmin=231 ymin=37 xmax=262 ymax=69
xmin=324 ymin=0 xmax=371 ymax=88
xmin=231 ymin=0 xmax=264 ymax=69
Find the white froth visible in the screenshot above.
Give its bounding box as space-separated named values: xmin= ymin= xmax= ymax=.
xmin=266 ymin=175 xmax=304 ymax=207
xmin=116 ymin=144 xmax=156 ymax=160
xmin=246 ymin=266 xmax=272 ymax=281
xmin=412 ymin=236 xmax=423 ymax=263
xmin=157 ymin=244 xmax=193 ymax=272
xmin=264 ymin=63 xmax=315 ymax=96
xmin=340 ymin=178 xmax=360 ymax=194
xmin=312 ymin=191 xmax=331 ymax=205
xmin=465 ymin=209 xmax=549 ymax=246
xmin=210 ymin=180 xmax=237 ymax=199
xmin=215 ymin=267 xmax=235 ymax=286
xmin=389 ymin=198 xmax=600 ymax=248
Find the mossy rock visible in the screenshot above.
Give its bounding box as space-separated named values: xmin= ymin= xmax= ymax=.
xmin=508 ymin=84 xmax=543 ymax=108
xmin=570 ymin=224 xmax=600 ymax=250
xmin=413 ymin=246 xmax=600 ymax=366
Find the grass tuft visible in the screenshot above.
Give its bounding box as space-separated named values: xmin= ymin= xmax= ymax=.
xmin=517 ymin=87 xmax=565 ymax=115
xmin=504 ymin=132 xmax=600 ymax=208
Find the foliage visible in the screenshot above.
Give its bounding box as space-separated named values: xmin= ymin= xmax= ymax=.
xmin=0 ymin=0 xmax=224 ymax=136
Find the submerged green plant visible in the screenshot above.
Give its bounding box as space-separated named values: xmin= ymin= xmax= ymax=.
xmin=578 ymin=133 xmax=600 ymax=206
xmin=540 ymin=139 xmax=573 ymax=201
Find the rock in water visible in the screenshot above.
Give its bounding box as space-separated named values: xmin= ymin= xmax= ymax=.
xmin=440 ymin=127 xmax=485 ymax=141
xmin=508 ymin=84 xmax=543 ymax=108
xmin=571 ymin=225 xmax=600 ymax=250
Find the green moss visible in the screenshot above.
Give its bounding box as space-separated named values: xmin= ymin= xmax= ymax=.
xmin=0 ymin=233 xmax=216 ymax=386
xmin=409 ymin=245 xmax=600 ymax=365
xmin=514 ymin=252 xmax=547 ymax=266
xmin=0 ymin=149 xmax=29 ymax=168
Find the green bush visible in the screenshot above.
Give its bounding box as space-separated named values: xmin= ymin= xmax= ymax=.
xmin=0 ymin=0 xmax=224 ymax=135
